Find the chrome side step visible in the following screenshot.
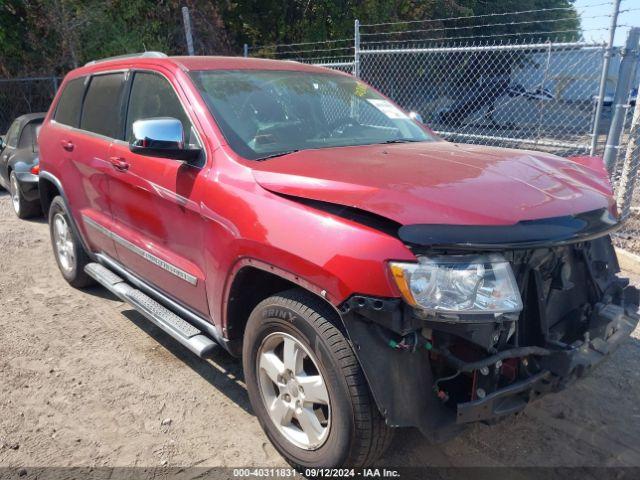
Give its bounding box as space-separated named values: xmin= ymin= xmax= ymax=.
xmin=85 ymin=262 xmax=217 ymax=358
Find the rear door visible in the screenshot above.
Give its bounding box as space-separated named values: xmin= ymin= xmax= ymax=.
xmin=107 ymin=70 xmax=209 ymax=316
xmin=63 ymin=72 xmax=128 ymax=257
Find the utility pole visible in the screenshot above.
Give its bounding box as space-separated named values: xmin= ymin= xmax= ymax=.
xmin=590 ymin=0 xmax=622 ymax=155
xmin=603 ymin=28 xmax=640 ymax=174
xmin=182 ymin=6 xmax=195 ymax=56
xmin=353 ymin=19 xmax=361 ymax=78
xmin=617 ymin=87 xmax=640 ymax=219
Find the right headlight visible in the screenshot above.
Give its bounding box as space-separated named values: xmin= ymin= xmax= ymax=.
xmin=389 ymin=254 xmax=523 ymax=315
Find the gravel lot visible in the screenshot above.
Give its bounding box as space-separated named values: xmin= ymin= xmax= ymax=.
xmin=1 ymin=190 xmax=640 ymax=473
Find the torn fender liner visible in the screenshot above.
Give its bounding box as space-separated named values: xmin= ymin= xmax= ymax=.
xmin=341 ymin=312 xmax=463 ymax=440
xmin=399 ymin=208 xmax=620 ymax=250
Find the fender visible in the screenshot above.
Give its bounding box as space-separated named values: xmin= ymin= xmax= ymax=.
xmin=222 ymin=256 xmax=343 ymax=329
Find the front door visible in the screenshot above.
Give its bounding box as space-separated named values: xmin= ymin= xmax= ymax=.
xmin=107 ymin=70 xmax=209 ymax=316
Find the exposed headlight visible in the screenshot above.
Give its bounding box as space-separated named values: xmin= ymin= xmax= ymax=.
xmin=389 ymin=254 xmax=522 ymax=314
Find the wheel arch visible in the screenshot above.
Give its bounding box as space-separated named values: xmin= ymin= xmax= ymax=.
xmin=39 ymin=171 xmax=63 ymax=216
xmin=223 ymin=258 xmax=344 ymax=356
xmin=38 ymin=171 xmax=92 ymax=256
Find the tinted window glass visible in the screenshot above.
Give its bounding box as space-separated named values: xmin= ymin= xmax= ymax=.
xmin=81 ymin=73 xmax=127 ymax=138
xmin=125 ymin=72 xmax=196 ymax=145
xmin=18 ymin=120 xmax=43 ymax=150
xmin=190 ymin=70 xmax=433 ymax=160
xmin=5 ymin=120 xmax=21 ymax=147
xmin=54 ymin=77 xmax=85 ymax=127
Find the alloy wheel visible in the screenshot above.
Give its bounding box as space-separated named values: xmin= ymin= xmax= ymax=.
xmin=9 ymin=173 xmax=20 ymax=215
xmin=53 ymin=213 xmax=75 ymax=274
xmin=256 ymin=332 xmax=331 ymax=450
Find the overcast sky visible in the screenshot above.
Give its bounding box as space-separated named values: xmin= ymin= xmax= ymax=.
xmin=575 ymin=0 xmax=640 ymax=45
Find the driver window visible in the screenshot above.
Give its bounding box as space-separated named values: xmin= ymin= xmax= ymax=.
xmin=126 ymin=72 xmax=199 ymax=147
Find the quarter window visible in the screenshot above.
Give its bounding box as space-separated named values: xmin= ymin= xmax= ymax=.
xmin=54 ymin=77 xmax=86 ymax=128
xmin=80 ymin=73 xmax=127 ymax=139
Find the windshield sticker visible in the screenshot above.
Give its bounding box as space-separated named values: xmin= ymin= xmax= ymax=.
xmin=355 ymin=82 xmax=368 ymax=97
xmin=366 ymin=99 xmax=408 ymax=119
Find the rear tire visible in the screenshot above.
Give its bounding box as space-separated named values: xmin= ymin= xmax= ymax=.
xmin=243 ymin=289 xmax=393 ymax=469
xmin=9 ymin=171 xmax=40 ymax=219
xmin=48 ymin=195 xmax=94 ymax=288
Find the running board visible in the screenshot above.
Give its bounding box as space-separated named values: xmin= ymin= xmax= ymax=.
xmin=84 ymin=262 xmax=217 ymax=358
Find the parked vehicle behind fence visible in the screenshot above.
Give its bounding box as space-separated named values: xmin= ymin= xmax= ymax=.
xmin=36 ymin=53 xmax=639 ymax=469
xmin=0 ymin=112 xmax=45 ymax=218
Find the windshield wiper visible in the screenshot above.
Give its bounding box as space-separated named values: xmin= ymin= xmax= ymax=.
xmin=380 ymin=139 xmax=423 ymax=144
xmin=255 ymin=149 xmax=300 ymax=161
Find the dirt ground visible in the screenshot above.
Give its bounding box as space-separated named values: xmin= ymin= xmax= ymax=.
xmin=1 ymin=190 xmax=640 ymax=474
xmin=615 ymin=212 xmax=640 ymax=254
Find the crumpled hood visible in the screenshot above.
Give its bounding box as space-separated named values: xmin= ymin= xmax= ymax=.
xmin=251 ymin=141 xmax=615 ymax=226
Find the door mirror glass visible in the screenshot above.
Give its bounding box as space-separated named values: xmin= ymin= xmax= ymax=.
xmin=129 ymin=117 xmax=200 ymax=161
xmin=409 ymin=111 xmax=424 ymax=124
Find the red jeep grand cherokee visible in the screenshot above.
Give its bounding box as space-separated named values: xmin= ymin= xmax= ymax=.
xmin=38 ymin=52 xmax=639 ymax=468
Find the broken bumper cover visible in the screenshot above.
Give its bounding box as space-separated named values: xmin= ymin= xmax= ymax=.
xmin=456 ymin=304 xmax=638 ymax=424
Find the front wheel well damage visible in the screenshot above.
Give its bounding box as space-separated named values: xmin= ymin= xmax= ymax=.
xmin=225 ymin=266 xmax=347 ymax=356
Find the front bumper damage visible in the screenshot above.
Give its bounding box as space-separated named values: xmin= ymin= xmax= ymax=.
xmin=339 ymin=235 xmax=639 ymax=440
xmin=456 ymin=301 xmax=637 ymax=423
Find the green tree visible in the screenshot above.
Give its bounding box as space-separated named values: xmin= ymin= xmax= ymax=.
xmin=0 ymin=0 xmax=231 ymax=76
xmin=222 ymin=0 xmax=579 ymax=50
xmin=0 ymin=0 xmax=580 ymax=76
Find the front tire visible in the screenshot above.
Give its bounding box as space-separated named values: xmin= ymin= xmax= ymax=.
xmin=9 ymin=171 xmax=40 ymax=219
xmin=243 ymin=289 xmax=393 ymax=469
xmin=48 ymin=195 xmax=94 ymax=288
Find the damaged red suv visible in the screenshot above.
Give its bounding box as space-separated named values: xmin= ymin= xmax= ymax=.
xmin=38 ymin=53 xmax=639 ymax=468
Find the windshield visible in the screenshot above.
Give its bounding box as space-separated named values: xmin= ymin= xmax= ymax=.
xmin=190 ymin=70 xmax=435 ymax=160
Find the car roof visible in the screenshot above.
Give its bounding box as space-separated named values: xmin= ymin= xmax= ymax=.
xmin=14 ymin=112 xmax=46 ymax=124
xmin=70 ymin=55 xmax=349 ymax=78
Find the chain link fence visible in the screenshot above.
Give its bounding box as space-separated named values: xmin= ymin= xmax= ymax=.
xmin=0 ymin=77 xmax=60 ymax=133
xmin=254 ymin=40 xmax=624 ymax=158
xmin=358 ymin=41 xmax=608 ymax=156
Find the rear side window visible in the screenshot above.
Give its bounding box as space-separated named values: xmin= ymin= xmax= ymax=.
xmin=80 ymin=73 xmax=127 ymax=139
xmin=5 ymin=120 xmax=21 ymax=147
xmin=54 ymin=78 xmax=85 ymax=127
xmin=18 ymin=121 xmax=43 ymax=150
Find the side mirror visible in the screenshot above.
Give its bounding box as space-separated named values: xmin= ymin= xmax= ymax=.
xmin=0 ymin=135 xmax=5 ymax=150
xmin=409 ymin=111 xmax=424 ymax=124
xmin=130 ymin=117 xmax=200 ymax=162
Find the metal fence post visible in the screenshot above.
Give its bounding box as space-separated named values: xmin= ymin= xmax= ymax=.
xmin=51 ymin=76 xmax=58 ymax=93
xmin=603 ymin=27 xmax=640 ymax=175
xmin=182 ymin=6 xmax=195 ymax=56
xmin=590 ymin=0 xmax=621 ymax=155
xmin=616 ymin=87 xmax=640 ymax=218
xmin=353 ymin=19 xmax=360 ymax=78
xmin=243 ymin=44 xmax=249 ymax=57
